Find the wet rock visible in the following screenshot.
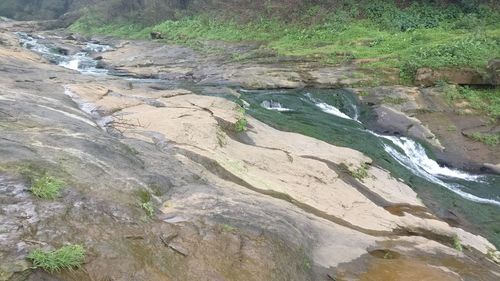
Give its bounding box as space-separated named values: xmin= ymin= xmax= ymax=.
xmin=482 ymin=163 xmax=500 ymax=175
xmin=372 ymin=105 xmax=443 ymax=149
xmin=150 ymin=32 xmax=163 ymax=40
xmin=55 ymin=47 xmax=69 ymax=56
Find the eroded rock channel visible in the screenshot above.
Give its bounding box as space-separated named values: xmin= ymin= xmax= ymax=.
xmin=1 ymin=21 xmax=499 ymax=281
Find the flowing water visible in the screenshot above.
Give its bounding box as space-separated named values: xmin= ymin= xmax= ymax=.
xmin=16 ymin=33 xmax=500 ymax=248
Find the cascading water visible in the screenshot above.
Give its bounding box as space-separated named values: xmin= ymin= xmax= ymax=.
xmin=239 ymin=88 xmax=500 ymax=247
xmin=15 ymin=32 xmax=111 ymax=75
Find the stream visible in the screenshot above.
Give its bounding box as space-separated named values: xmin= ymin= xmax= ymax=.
xmin=15 ymin=32 xmax=500 ymax=248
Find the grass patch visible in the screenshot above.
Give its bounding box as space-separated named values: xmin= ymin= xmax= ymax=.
xmin=140 ymin=201 xmax=155 ymax=217
xmin=27 ymin=244 xmax=85 ymax=273
xmin=234 ymin=106 xmax=248 ymax=133
xmin=469 ymin=132 xmax=500 ymax=147
xmin=447 ymin=125 xmax=457 ymax=132
xmin=453 ymin=235 xmax=463 ymax=252
xmin=350 ymin=163 xmax=370 ymax=182
xmin=443 ymin=85 xmax=500 ymax=119
xmin=31 ymin=175 xmax=64 ymax=200
xmin=138 ymin=190 xmax=155 ymax=217
xmin=69 ymin=2 xmax=500 ymax=85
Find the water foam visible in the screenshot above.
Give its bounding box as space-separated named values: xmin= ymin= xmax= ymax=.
xmin=260 ymin=100 xmax=293 ymax=112
xmin=304 ymin=93 xmax=354 ymax=120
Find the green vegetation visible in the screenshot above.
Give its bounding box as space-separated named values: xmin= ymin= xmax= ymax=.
xmin=234 ymin=107 xmax=248 ymax=132
xmin=138 ymin=190 xmax=155 ymax=217
xmin=221 ymin=224 xmax=237 ymax=232
xmin=443 ymin=85 xmax=500 ymax=119
xmin=234 ymin=117 xmax=248 ymax=132
xmin=469 ymin=132 xmax=500 ymax=147
xmin=383 ymin=251 xmax=394 ymax=259
xmin=31 ymin=175 xmax=64 ymax=200
xmin=27 ymin=244 xmax=86 ymax=273
xmin=350 ymin=163 xmax=370 ymax=182
xmin=453 ymin=235 xmax=463 ymax=252
xmin=70 ymin=1 xmax=500 ymax=83
xmin=382 ymin=96 xmax=407 ymax=105
xmin=141 ymin=201 xmax=155 ymax=217
xmin=447 ymin=125 xmax=457 ymax=132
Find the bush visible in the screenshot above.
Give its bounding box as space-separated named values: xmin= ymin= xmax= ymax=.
xmin=28 ymin=244 xmax=86 ymax=273
xmin=234 ymin=117 xmax=248 ymax=132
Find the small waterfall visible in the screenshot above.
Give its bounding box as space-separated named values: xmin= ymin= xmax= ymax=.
xmin=304 ymin=93 xmax=355 ymax=121
xmin=15 ymin=32 xmax=111 ymax=75
xmin=370 ymin=133 xmax=500 ymax=206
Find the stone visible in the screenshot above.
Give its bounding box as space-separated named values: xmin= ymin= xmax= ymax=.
xmin=150 ymin=32 xmax=163 ymax=40
xmin=415 ymin=67 xmax=486 ymax=86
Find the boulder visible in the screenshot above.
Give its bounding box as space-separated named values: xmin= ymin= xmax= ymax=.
xmin=415 ymin=67 xmax=486 ymax=86
xmin=65 ymin=34 xmax=77 ymax=41
xmin=54 ymin=46 xmax=70 ymax=56
xmin=150 ymin=32 xmax=163 ymax=40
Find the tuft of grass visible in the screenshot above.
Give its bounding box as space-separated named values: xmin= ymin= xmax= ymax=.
xmin=141 ymin=201 xmax=155 ymax=217
xmin=453 ymin=235 xmax=463 ymax=252
xmin=447 ymin=125 xmax=457 ymax=132
xmin=234 ymin=107 xmax=248 ymax=133
xmin=31 ymin=176 xmax=64 ymax=200
xmin=27 ymin=244 xmax=86 ymax=273
xmin=350 ymin=163 xmax=370 ymax=182
xmin=138 ymin=190 xmax=155 ymax=217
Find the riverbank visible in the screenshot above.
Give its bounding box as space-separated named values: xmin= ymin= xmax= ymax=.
xmin=1 ymin=19 xmax=499 ymax=281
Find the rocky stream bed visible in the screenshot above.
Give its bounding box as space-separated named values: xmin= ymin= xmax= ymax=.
xmin=0 ymin=20 xmax=499 ymax=281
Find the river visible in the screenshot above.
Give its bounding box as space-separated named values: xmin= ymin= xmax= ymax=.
xmin=15 ymin=32 xmax=500 ymax=248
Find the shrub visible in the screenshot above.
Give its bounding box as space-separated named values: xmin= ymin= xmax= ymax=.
xmin=234 ymin=117 xmax=248 ymax=132
xmin=28 ymin=244 xmax=86 ymax=273
xmin=31 ymin=176 xmax=64 ymax=199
